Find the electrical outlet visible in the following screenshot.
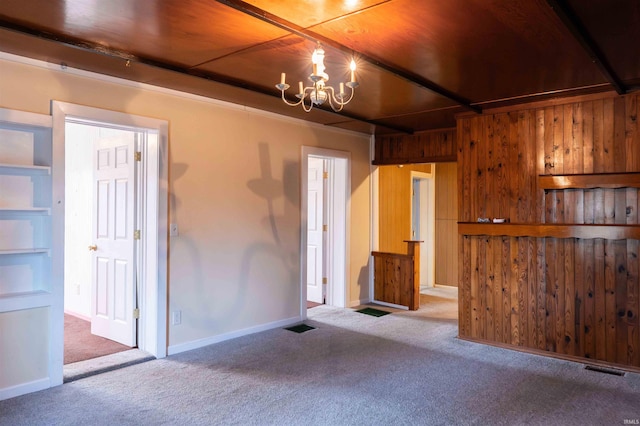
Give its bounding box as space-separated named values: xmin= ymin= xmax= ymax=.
xmin=171 ymin=310 xmax=182 ymax=326
xmin=170 ymin=223 xmax=179 ymax=237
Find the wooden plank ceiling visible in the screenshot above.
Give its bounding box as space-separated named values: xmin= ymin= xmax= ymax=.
xmin=0 ymin=0 xmax=638 ymax=135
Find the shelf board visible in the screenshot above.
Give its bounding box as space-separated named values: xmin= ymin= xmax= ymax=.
xmin=458 ymin=223 xmax=640 ymax=240
xmin=0 ymin=207 xmax=51 ymax=215
xmin=0 ymin=290 xmax=52 ymax=313
xmin=0 ymin=163 xmax=51 ymax=175
xmin=539 ymin=173 xmax=640 ymax=190
xmin=0 ymin=248 xmax=50 ymax=255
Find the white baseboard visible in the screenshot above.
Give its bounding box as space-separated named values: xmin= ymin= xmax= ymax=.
xmin=167 ymin=316 xmax=302 ymax=356
xmin=371 ymin=300 xmax=409 ymax=310
xmin=63 ymin=310 xmax=91 ymax=322
xmin=0 ymin=378 xmax=50 ymax=401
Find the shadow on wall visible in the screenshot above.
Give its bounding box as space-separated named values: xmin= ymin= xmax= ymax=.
xmin=242 ymin=142 xmax=300 ymax=316
xmin=168 ymin=140 xmax=300 ymax=335
xmin=357 ymin=262 xmax=370 ymax=304
xmin=247 ymin=143 xmax=285 ymax=244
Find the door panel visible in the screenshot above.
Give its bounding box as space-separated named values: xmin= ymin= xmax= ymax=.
xmin=307 ymin=157 xmax=324 ymax=304
xmin=96 ymin=257 xmax=109 ymax=317
xmin=90 ymin=128 xmax=136 ymax=347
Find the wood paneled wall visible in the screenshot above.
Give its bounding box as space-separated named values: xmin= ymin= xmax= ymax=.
xmin=374 ymin=128 xmax=456 ymax=165
xmin=458 ymin=93 xmax=640 ymax=370
xmin=378 ymin=164 xmax=432 ymax=254
xmin=435 ymin=163 xmax=458 ymax=287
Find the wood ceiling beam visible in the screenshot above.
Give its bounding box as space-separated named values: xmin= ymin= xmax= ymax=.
xmin=0 ymin=19 xmax=412 ymax=134
xmin=546 ymin=0 xmax=626 ymax=95
xmin=215 ymin=0 xmax=482 ymax=114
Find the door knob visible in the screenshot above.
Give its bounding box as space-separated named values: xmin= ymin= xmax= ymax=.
xmin=88 ymin=245 xmax=98 ymax=251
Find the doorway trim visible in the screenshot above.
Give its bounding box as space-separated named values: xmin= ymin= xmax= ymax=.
xmin=410 ymin=170 xmax=435 ymax=289
xmin=51 ymin=102 xmax=168 ymax=384
xmin=300 ymin=147 xmax=350 ymax=318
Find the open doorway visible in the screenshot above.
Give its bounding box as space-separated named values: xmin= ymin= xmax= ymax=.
xmin=63 ymin=121 xmax=142 ymax=365
xmin=373 ymin=162 xmax=458 ymax=312
xmin=411 ymin=169 xmax=435 ymax=293
xmin=51 ymin=101 xmax=169 ymax=383
xmin=300 ymin=147 xmax=350 ymax=317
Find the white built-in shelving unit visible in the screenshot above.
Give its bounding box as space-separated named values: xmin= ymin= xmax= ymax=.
xmin=0 ymin=109 xmax=53 ymax=313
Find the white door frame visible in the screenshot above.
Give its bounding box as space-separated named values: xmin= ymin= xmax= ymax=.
xmin=411 ymin=170 xmax=435 ymax=289
xmin=51 ymin=102 xmax=168 ymax=384
xmin=300 ymin=147 xmax=350 ymax=318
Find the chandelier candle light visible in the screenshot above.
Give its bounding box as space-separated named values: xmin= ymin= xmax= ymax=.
xmin=276 ymin=42 xmax=359 ymax=112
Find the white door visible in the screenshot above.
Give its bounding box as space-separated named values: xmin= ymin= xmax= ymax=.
xmin=307 ymin=157 xmax=324 ymax=304
xmin=90 ymin=127 xmax=137 ymax=347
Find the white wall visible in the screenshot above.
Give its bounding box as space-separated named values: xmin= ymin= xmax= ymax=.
xmin=0 ymin=53 xmax=372 ymax=357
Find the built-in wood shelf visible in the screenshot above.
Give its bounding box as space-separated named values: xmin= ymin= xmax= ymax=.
xmin=539 ymin=172 xmax=640 ymax=190
xmin=458 ymin=222 xmax=640 ymax=240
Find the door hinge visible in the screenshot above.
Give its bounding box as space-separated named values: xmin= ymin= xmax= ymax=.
xmin=133 ymin=308 xmax=140 ymax=319
xmin=323 ymin=224 xmax=328 ymax=232
xmin=323 ymin=171 xmax=328 ymax=179
xmin=134 ymin=151 xmax=142 ymax=161
xmin=134 ymin=230 xmax=141 ymax=240
xmin=322 ymin=277 xmax=327 ymax=284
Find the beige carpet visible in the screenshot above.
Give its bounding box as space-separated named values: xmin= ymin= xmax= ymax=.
xmin=357 ymin=284 xmax=458 ymax=320
xmin=3 ymin=294 xmax=640 ymax=425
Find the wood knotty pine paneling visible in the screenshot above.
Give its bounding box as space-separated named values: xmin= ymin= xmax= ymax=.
xmin=458 ymin=93 xmax=640 ymax=369
xmin=435 ymin=162 xmax=458 ymax=287
xmin=374 ymin=129 xmax=456 ymax=164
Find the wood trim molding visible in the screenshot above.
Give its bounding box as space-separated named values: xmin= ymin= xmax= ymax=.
xmin=539 ymin=173 xmax=640 ymax=190
xmin=372 ymin=155 xmax=456 ymax=165
xmin=458 ymin=223 xmax=640 ymax=240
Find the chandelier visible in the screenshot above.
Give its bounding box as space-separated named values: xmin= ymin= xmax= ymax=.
xmin=275 ymin=42 xmax=359 ymax=112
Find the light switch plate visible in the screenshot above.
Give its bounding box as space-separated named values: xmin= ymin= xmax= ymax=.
xmin=171 ymin=310 xmax=181 ymax=325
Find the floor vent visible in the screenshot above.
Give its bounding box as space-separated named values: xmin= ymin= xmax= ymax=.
xmin=584 ymin=365 xmax=625 ymax=376
xmin=285 ymin=324 xmax=316 ymax=334
xmin=356 ymin=307 xmax=391 ymax=317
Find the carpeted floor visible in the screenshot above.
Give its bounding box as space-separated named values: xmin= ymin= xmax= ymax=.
xmin=64 ymin=314 xmax=131 ymax=364
xmin=3 ymin=293 xmax=639 ymax=425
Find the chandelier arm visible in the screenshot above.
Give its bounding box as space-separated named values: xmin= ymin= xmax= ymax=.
xmin=301 ymin=90 xmax=314 ymax=112
xmin=326 ymin=85 xmax=355 ymax=107
xmin=280 ymin=90 xmax=304 ymax=107
xmin=323 ymin=87 xmax=344 ymax=112
xmin=339 ymin=85 xmax=356 ymax=105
